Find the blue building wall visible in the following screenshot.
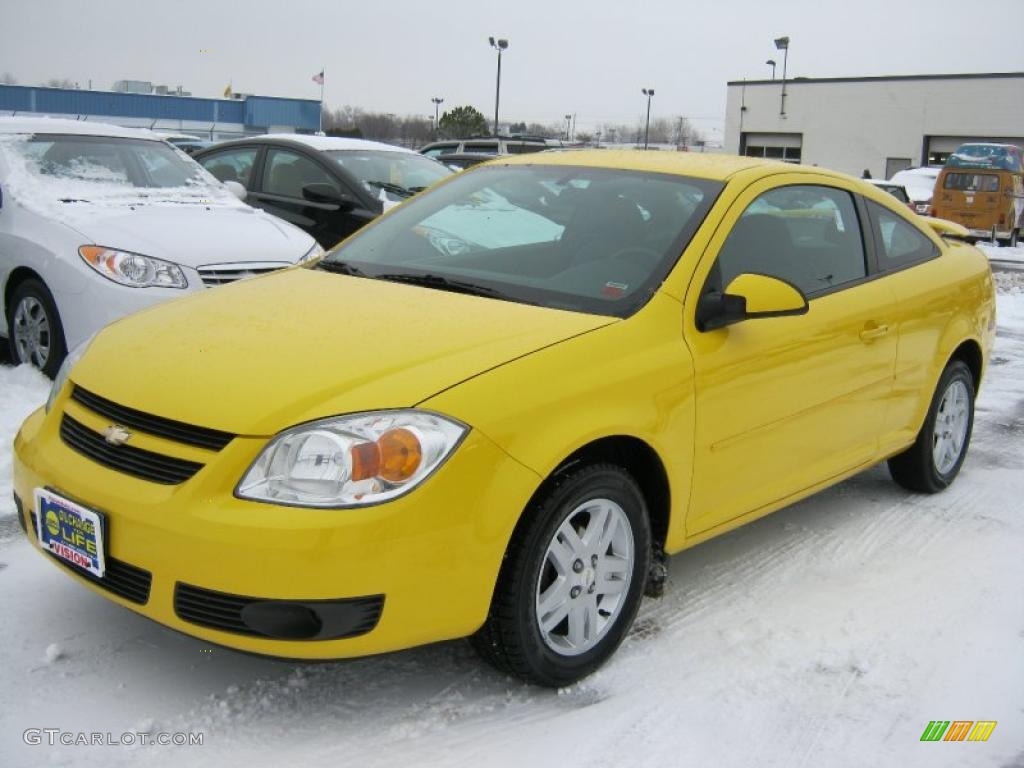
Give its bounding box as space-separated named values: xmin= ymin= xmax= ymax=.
xmin=0 ymin=85 xmax=318 ymax=131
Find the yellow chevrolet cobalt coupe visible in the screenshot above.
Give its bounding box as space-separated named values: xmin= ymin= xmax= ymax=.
xmin=14 ymin=151 xmax=994 ymax=686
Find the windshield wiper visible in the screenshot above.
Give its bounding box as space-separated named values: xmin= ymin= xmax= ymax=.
xmin=366 ymin=180 xmax=412 ymax=198
xmin=316 ymin=260 xmax=366 ymax=276
xmin=373 ymin=272 xmax=506 ymax=299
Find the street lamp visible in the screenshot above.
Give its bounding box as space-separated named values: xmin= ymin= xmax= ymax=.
xmin=774 ymin=36 xmax=790 ymax=115
xmin=641 ymin=88 xmax=655 ymax=150
xmin=564 ymin=113 xmax=572 ymax=142
xmin=431 ymin=96 xmax=444 ymax=137
xmin=489 ymin=36 xmax=508 ymax=136
xmin=766 ymin=59 xmax=776 ymax=80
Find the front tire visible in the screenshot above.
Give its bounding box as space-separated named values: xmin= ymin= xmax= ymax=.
xmin=6 ymin=279 xmax=67 ymax=378
xmin=888 ymin=360 xmax=975 ymax=493
xmin=472 ymin=463 xmax=651 ymax=687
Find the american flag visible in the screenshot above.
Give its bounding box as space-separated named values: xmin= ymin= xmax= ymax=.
xmin=312 ymin=70 xmax=324 ymax=85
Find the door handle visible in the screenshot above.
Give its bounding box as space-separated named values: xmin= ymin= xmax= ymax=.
xmin=859 ymin=323 xmax=890 ymax=342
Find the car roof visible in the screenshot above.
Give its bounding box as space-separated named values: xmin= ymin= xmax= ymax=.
xmin=216 ymin=133 xmax=418 ymax=154
xmin=866 ymin=179 xmax=904 ymax=188
xmin=0 ymin=116 xmax=159 ymax=140
xmin=494 ymin=149 xmax=811 ymax=182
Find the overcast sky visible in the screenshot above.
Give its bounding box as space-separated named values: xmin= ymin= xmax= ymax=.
xmin=1 ymin=0 xmax=1021 ymax=137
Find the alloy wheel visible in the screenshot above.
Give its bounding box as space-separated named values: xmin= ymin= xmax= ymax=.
xmin=12 ymin=296 xmax=51 ymax=369
xmin=535 ymin=498 xmax=634 ymax=656
xmin=932 ymin=379 xmax=970 ymax=475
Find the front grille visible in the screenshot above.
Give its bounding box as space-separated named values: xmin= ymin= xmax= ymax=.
xmin=33 ymin=512 xmax=151 ymax=604
xmin=174 ymin=583 xmax=385 ymax=640
xmin=71 ymin=386 xmax=234 ymax=450
xmin=49 ymin=551 xmax=153 ymax=605
xmin=60 ymin=415 xmax=203 ymax=485
xmin=197 ymin=265 xmax=284 ymax=287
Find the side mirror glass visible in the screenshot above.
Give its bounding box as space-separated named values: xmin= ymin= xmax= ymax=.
xmin=223 ymin=180 xmax=247 ymax=201
xmin=696 ymin=273 xmax=809 ymax=331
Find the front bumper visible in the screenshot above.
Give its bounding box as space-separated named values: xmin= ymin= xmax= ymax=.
xmin=14 ymin=403 xmax=540 ymax=659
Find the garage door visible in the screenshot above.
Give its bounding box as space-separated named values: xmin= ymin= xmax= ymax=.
xmin=926 ymin=136 xmax=1024 ymax=165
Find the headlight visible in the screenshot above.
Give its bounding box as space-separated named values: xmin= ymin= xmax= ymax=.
xmin=236 ymin=410 xmax=467 ymax=508
xmin=298 ymin=242 xmax=325 ymax=264
xmin=79 ymin=246 xmax=187 ymax=288
xmin=46 ymin=332 xmax=97 ymax=413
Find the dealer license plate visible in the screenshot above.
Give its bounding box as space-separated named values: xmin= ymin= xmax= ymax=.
xmin=35 ymin=488 xmax=106 ymax=578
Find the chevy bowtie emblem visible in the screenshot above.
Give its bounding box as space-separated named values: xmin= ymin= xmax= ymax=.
xmin=101 ymin=425 xmax=132 ymax=446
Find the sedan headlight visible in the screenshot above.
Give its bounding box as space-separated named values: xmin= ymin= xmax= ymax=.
xmin=236 ymin=410 xmax=467 ymax=508
xmin=46 ymin=332 xmax=97 ymax=413
xmin=79 ymin=246 xmax=187 ymax=288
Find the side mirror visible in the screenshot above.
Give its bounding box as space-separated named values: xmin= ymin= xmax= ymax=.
xmin=696 ymin=273 xmax=809 ymax=331
xmin=302 ymin=183 xmax=352 ymax=210
xmin=223 ymin=180 xmax=247 ymax=201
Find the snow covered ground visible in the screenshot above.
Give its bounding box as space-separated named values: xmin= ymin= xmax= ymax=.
xmin=1 ymin=274 xmax=1022 ymax=768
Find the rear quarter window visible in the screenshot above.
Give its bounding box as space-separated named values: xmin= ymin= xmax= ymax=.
xmin=867 ymin=200 xmax=939 ymax=269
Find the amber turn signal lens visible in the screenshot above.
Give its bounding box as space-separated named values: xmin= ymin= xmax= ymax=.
xmin=377 ymin=428 xmax=422 ymax=482
xmin=350 ymin=441 xmax=381 ymax=482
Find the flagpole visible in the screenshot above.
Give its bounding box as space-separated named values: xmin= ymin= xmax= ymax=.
xmin=319 ymin=66 xmax=324 ymax=134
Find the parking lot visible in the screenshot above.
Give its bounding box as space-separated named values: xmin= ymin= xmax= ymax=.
xmin=1 ymin=262 xmax=1021 ymax=768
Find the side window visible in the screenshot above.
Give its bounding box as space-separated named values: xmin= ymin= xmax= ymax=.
xmin=867 ymin=200 xmax=939 ymax=268
xmin=422 ymin=145 xmax=457 ymax=158
xmin=198 ymin=147 xmax=258 ymax=187
xmin=463 ymin=142 xmax=499 ymax=154
xmin=263 ymin=149 xmax=335 ymax=198
xmin=713 ymin=185 xmax=867 ymax=297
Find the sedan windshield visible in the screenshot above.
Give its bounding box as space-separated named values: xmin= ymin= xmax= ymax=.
xmin=0 ymin=133 xmax=233 ymax=208
xmin=320 ymin=165 xmax=722 ymax=317
xmin=325 ymin=150 xmax=452 ymax=201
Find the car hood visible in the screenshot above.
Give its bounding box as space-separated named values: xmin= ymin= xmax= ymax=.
xmin=70 ymin=268 xmax=615 ymax=435
xmin=67 ymin=205 xmax=314 ymax=267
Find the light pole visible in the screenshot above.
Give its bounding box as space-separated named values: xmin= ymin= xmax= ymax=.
xmin=431 ymin=97 xmax=444 ymax=137
xmin=773 ymin=36 xmax=789 ymax=115
xmin=641 ymin=88 xmax=654 ymax=150
xmin=489 ymin=36 xmax=508 ymax=136
xmin=564 ymin=114 xmax=572 ymax=142
xmin=766 ymin=59 xmax=776 ymax=80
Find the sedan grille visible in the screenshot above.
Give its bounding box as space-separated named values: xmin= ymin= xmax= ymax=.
xmin=60 ymin=415 xmax=204 ymax=485
xmin=31 ymin=510 xmax=151 ymax=604
xmin=71 ymin=386 xmax=233 ymax=450
xmin=197 ymin=263 xmax=288 ymax=287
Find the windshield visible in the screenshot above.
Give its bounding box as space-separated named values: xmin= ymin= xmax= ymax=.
xmin=325 ymin=149 xmax=452 ymax=202
xmin=320 ymin=165 xmax=722 ymax=317
xmin=0 ymin=133 xmax=234 ymax=209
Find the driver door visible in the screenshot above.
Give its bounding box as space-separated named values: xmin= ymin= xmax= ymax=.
xmin=682 ymin=177 xmax=898 ymax=535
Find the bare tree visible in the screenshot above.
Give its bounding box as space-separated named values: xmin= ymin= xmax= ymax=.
xmin=44 ymin=78 xmax=76 ymax=89
xmin=0 ymin=72 xmax=17 ymax=85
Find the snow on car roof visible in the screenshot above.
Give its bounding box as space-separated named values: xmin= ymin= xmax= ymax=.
xmin=247 ymin=134 xmax=418 ymax=154
xmin=0 ymin=116 xmax=159 ymax=140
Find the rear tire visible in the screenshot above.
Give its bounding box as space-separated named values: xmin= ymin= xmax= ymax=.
xmin=6 ymin=279 xmax=67 ymax=378
xmin=472 ymin=463 xmax=651 ymax=687
xmin=888 ymin=360 xmax=975 ymax=493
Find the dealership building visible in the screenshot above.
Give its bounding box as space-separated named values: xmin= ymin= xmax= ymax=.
xmin=0 ymin=84 xmax=320 ymax=140
xmin=724 ymin=72 xmax=1024 ymax=179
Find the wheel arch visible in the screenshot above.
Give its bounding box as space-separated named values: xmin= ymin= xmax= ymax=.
xmin=2 ymin=266 xmax=48 ymax=334
xmin=528 ymin=435 xmax=671 ymax=552
xmin=949 ymin=338 xmax=983 ymax=395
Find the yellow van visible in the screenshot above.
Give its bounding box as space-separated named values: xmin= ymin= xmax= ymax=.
xmin=931 ymin=143 xmax=1024 ymax=246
